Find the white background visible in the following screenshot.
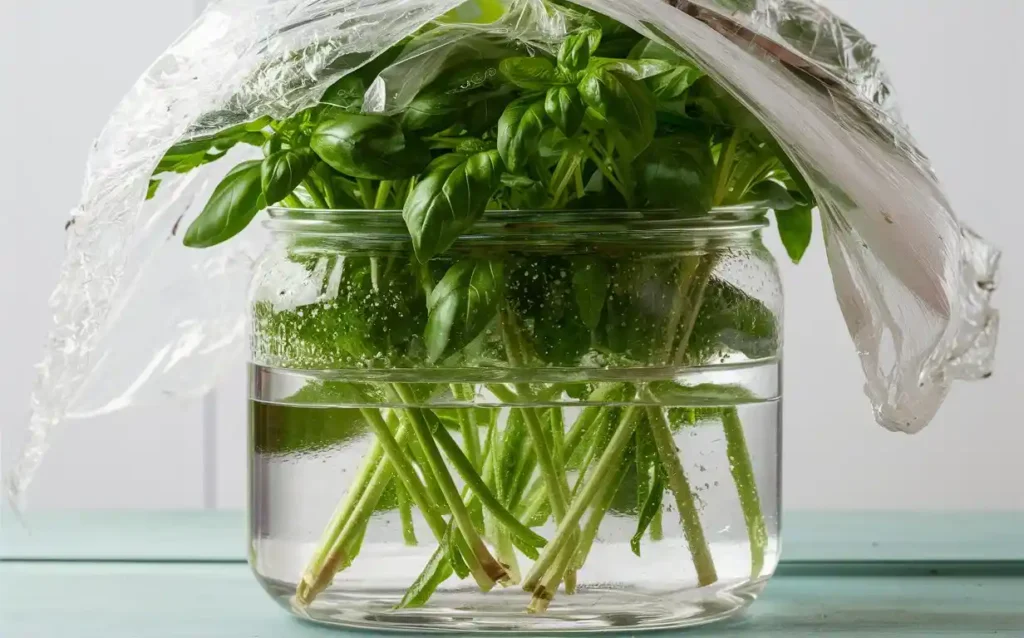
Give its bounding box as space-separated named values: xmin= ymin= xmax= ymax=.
xmin=0 ymin=0 xmax=1021 ymax=512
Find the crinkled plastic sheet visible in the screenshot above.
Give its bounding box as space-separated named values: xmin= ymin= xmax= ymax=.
xmin=7 ymin=0 xmax=1000 ymax=505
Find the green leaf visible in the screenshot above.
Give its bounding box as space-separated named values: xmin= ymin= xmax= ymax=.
xmin=396 ymin=530 xmax=455 ymax=609
xmin=261 ymin=148 xmax=316 ymax=205
xmin=497 ymin=98 xmax=547 ymax=174
xmin=403 ymin=90 xmax=464 ymax=133
xmin=465 ymin=91 xmax=516 ymax=135
xmin=311 ymin=113 xmax=430 ymax=180
xmin=498 ymin=57 xmax=560 ymax=91
xmin=648 ymin=65 xmax=704 ymax=101
xmin=425 ymin=259 xmax=504 ymax=362
xmin=558 ymin=28 xmax=601 ymax=73
xmin=684 ymin=76 xmax=763 ymax=132
xmin=776 ymin=204 xmax=814 ymax=263
xmin=637 ymin=134 xmax=716 ymax=212
xmin=631 ymin=423 xmax=665 ymax=556
xmin=183 ymin=161 xmax=265 ymax=248
xmin=590 ymin=58 xmax=674 ymax=80
xmin=741 ymin=180 xmax=799 ymax=211
xmin=628 ymin=39 xmax=689 ymax=63
xmin=544 ymin=86 xmax=586 ymax=137
xmin=319 ymin=75 xmax=367 ymax=113
xmin=647 ymin=381 xmax=758 ymax=405
xmin=156 ymin=117 xmax=270 ymax=175
xmin=572 ymin=257 xmax=610 ymax=330
xmin=451 ymin=138 xmax=491 ymax=154
xmin=579 ymin=68 xmax=656 ymax=157
xmin=499 ymin=173 xmax=547 ymax=209
xmin=403 ymin=150 xmax=504 ymax=261
xmin=686 ymin=279 xmax=780 ymax=362
xmin=147 ymin=179 xmax=161 ymax=200
xmin=252 ymin=382 xmax=371 ymax=455
xmin=307 ymin=162 xmax=363 ymax=209
xmin=507 ymin=256 xmax=591 ymax=366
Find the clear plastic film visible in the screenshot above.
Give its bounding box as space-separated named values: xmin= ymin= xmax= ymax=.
xmin=7 ymin=0 xmax=999 ymax=504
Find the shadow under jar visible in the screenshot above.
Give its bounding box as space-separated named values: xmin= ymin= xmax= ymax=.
xmin=248 ymin=207 xmax=783 ymax=633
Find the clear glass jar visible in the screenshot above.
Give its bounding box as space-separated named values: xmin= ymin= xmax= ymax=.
xmin=248 ymin=208 xmax=783 ymax=633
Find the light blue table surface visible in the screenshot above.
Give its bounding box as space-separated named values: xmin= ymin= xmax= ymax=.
xmin=2 ymin=511 xmax=1022 ymax=637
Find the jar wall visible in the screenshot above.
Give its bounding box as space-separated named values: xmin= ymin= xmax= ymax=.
xmin=247 ymin=210 xmax=783 ymax=632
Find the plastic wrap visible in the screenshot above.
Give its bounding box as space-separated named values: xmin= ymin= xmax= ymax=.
xmin=7 ymin=0 xmax=999 ymax=504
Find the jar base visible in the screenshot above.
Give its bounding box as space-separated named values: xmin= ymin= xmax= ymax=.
xmin=260 ymin=576 xmax=767 ymax=634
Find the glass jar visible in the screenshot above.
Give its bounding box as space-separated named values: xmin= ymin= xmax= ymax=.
xmin=248 ymin=208 xmax=783 ymax=633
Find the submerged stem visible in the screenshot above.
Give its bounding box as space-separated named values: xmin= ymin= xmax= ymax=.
xmin=522 ymin=404 xmax=641 ymax=593
xmin=645 ymin=401 xmax=717 ymax=587
xmin=389 ymin=383 xmax=508 ymax=589
xmin=722 ymin=407 xmax=768 ymax=579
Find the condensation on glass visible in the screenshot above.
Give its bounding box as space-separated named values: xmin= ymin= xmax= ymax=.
xmin=248 ymin=209 xmax=783 ymax=632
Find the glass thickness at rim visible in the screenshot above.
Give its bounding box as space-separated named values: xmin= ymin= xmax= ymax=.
xmin=265 ymin=206 xmax=770 ymax=242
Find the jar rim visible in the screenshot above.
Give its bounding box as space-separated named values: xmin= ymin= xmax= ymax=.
xmin=265 ymin=206 xmax=769 ymax=239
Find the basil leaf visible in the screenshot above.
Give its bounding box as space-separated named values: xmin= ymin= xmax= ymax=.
xmin=498 ymin=98 xmax=547 ymax=174
xmin=647 ymin=381 xmax=758 ymax=405
xmin=741 ymin=180 xmax=799 ymax=211
xmin=183 ymin=161 xmax=265 ymax=248
xmin=311 ymin=113 xmax=430 ymax=180
xmin=498 ymin=57 xmax=560 ymax=91
xmin=507 ymin=257 xmax=591 ymax=366
xmin=156 ymin=117 xmax=270 ymax=175
xmin=500 ymin=173 xmax=547 ymax=209
xmin=147 ymin=179 xmax=161 ymax=200
xmin=306 ymin=161 xmax=362 ymax=209
xmin=254 ymin=382 xmax=370 ymax=455
xmin=648 ymin=65 xmax=704 ymax=101
xmin=687 ymin=280 xmax=780 ymax=362
xmin=558 ymin=28 xmax=601 ymax=73
xmin=425 ymin=259 xmax=503 ymax=362
xmin=261 ymin=148 xmax=316 ymax=205
xmin=628 ymin=39 xmax=689 ymax=63
xmin=465 ymin=91 xmax=516 ymax=135
xmin=403 ymin=150 xmax=504 ymax=261
xmin=319 ymin=75 xmax=367 ymax=113
xmin=776 ymin=204 xmax=814 ymax=263
xmin=590 ymin=58 xmax=673 ymax=80
xmin=631 ymin=423 xmax=665 ymax=556
xmin=637 ymin=134 xmax=715 ymax=212
xmin=579 ymin=68 xmax=656 ymax=157
xmin=403 ymin=90 xmax=464 ymax=133
xmin=572 ymin=257 xmax=610 ymax=330
xmin=544 ymin=86 xmax=585 ymax=137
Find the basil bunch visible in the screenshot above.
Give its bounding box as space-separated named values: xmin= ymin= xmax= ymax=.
xmin=154 ymin=23 xmax=815 ymax=262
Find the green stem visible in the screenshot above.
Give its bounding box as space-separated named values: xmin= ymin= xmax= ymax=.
xmin=356 ymin=178 xmax=376 ymax=209
xmin=658 ymin=257 xmax=702 ymax=364
xmin=404 ymin=432 xmax=449 ymax=515
xmin=713 ymin=129 xmax=743 ymax=207
xmin=572 ymin=448 xmax=629 ymax=569
xmin=645 ymin=401 xmax=717 ymax=586
xmin=389 ymin=384 xmax=508 ymax=589
xmin=374 ymin=180 xmax=392 ymax=210
xmin=672 ymin=257 xmax=717 ymax=366
xmin=651 ymin=508 xmax=664 ymax=542
xmin=358 ymin=407 xmax=445 ymax=537
xmin=451 ymin=385 xmax=482 ymax=469
xmin=522 ymin=404 xmax=641 ymax=593
xmin=398 ymin=482 xmax=418 ymax=546
xmin=580 ymin=142 xmax=626 ymax=195
xmin=302 ymin=178 xmax=329 ymax=209
xmin=283 ymin=194 xmax=305 ymax=208
xmin=295 ymin=437 xmax=386 ymax=604
xmin=432 ymin=423 xmax=547 ymax=551
xmin=723 ymin=407 xmax=768 ymax=579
